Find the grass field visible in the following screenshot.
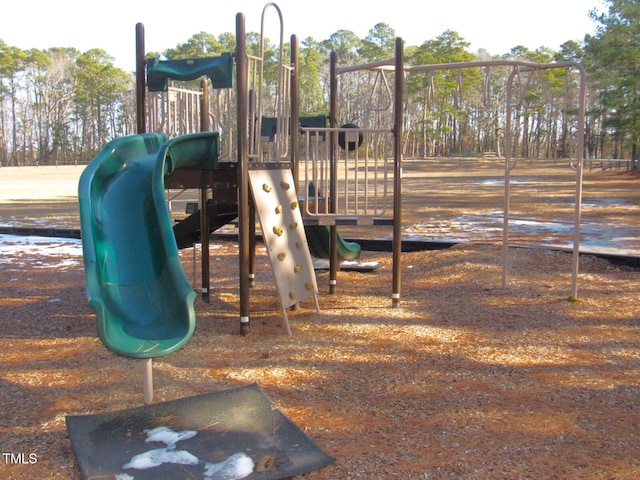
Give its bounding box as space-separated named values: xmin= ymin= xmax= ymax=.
xmin=1 ymin=159 xmax=638 ymax=255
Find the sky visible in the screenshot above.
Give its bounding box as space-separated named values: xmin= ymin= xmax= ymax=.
xmin=1 ymin=0 xmax=603 ymax=72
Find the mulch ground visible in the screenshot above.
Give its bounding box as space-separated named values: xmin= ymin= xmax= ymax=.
xmin=1 ymin=161 xmax=639 ymax=479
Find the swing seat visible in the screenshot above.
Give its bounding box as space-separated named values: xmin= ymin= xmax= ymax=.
xmin=78 ymin=132 xmax=220 ymax=358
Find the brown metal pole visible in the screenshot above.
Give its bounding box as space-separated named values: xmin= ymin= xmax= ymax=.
xmin=200 ymin=186 xmax=210 ymax=302
xmin=200 ymin=78 xmax=210 ymax=132
xmin=249 ymin=202 xmax=256 ymax=288
xmin=135 ymin=23 xmax=146 ymax=134
xmin=328 ymin=51 xmax=338 ymax=294
xmin=198 ymin=78 xmax=211 ymax=302
xmin=236 ymin=13 xmax=251 ymax=334
xmin=391 ymin=37 xmax=404 ymax=308
xmin=290 ymin=35 xmax=300 ymax=178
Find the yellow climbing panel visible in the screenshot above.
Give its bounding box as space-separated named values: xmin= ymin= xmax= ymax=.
xmin=249 ymin=167 xmax=319 ymax=334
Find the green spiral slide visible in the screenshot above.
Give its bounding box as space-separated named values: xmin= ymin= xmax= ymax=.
xmin=78 ymin=132 xmax=219 ymax=358
xmin=305 ymin=225 xmax=361 ymax=261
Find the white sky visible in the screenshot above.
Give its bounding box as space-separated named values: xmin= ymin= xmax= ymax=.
xmin=1 ymin=0 xmax=602 ymax=72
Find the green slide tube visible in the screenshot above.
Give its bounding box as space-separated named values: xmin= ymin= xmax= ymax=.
xmin=305 ymin=225 xmax=361 ymax=261
xmin=78 ymin=132 xmax=219 ymax=358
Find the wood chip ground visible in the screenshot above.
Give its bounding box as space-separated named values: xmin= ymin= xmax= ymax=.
xmin=1 ymin=163 xmax=639 ymax=479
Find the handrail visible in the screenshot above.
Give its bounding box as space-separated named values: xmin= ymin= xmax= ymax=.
xmin=246 ymin=2 xmax=291 ymax=162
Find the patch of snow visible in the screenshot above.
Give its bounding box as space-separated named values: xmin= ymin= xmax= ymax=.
xmin=118 ymin=427 xmax=255 ymax=479
xmin=115 ymin=474 xmax=135 ymax=480
xmin=395 ymin=213 xmax=640 ymax=257
xmin=204 ymin=452 xmax=255 ymax=480
xmin=144 ymin=426 xmax=198 ymax=447
xmin=122 ymin=447 xmax=199 ymax=470
xmin=0 ymin=234 xmax=82 ymax=268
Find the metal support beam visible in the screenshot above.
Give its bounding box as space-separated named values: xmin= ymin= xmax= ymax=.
xmin=236 ymin=13 xmax=251 ymax=334
xmin=391 ymin=38 xmax=404 ymax=308
xmin=135 ymin=23 xmax=146 ymax=134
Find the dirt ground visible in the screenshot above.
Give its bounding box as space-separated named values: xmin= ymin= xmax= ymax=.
xmin=1 ymin=160 xmax=639 ymax=479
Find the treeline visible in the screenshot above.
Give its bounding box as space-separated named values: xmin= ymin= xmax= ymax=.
xmin=0 ymin=0 xmax=638 ymax=167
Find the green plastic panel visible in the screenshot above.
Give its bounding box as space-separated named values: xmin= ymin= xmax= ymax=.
xmin=163 ymin=131 xmax=220 ymax=172
xmin=146 ymin=53 xmax=233 ymax=92
xmin=262 ymin=115 xmax=327 ymax=141
xmin=305 ymin=225 xmax=361 ymax=261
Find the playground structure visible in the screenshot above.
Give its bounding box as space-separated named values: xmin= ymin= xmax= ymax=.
xmin=132 ymin=4 xmax=406 ymax=334
xmin=78 ymin=3 xmax=587 ymax=404
xmin=80 ymin=3 xmax=371 ymax=403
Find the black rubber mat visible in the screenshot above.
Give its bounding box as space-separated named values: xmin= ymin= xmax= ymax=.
xmin=66 ymin=383 xmax=334 ymax=479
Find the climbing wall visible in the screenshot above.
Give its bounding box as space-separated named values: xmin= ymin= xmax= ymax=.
xmin=249 ymin=167 xmax=319 ymax=313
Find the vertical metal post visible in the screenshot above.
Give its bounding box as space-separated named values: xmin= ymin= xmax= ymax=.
xmin=200 ymin=79 xmax=210 ymax=132
xmin=199 ymin=79 xmax=211 ymax=301
xmin=200 ymin=186 xmax=210 ymax=302
xmin=249 ymin=203 xmax=256 ymax=288
xmin=391 ymin=38 xmax=404 ymax=307
xmin=143 ymin=358 xmax=153 ymax=404
xmin=502 ymin=68 xmax=516 ymax=287
xmin=571 ymin=66 xmax=587 ymax=299
xmin=236 ymin=13 xmax=251 ymax=334
xmin=290 ymin=35 xmax=300 ymax=178
xmin=328 ymin=51 xmax=338 ymax=294
xmin=135 ymin=23 xmax=146 ymax=134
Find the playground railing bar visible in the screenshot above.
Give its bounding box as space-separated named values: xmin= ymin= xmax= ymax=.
xmin=246 ymin=57 xmax=294 ymax=163
xmin=300 ymin=126 xmax=395 ymax=222
xmin=147 ymin=87 xmax=203 ymax=138
xmin=588 ymin=158 xmax=631 ymax=171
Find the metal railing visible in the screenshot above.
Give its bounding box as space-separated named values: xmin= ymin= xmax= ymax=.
xmin=298 ymin=126 xmax=395 ymax=225
xmin=146 ymin=86 xmax=202 ymax=137
xmin=246 ymin=2 xmax=292 ymax=163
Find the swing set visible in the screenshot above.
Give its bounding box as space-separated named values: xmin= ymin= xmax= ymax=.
xmin=299 ymin=48 xmax=587 ymax=299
